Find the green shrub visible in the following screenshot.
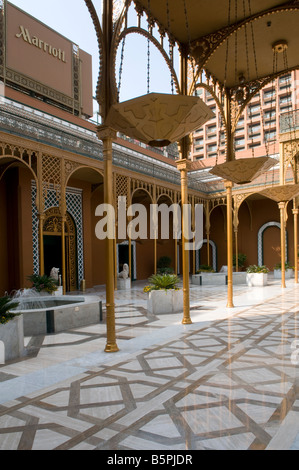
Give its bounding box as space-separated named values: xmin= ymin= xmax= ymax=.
xmin=196 ymin=264 xmax=215 ymax=273
xmin=233 ymin=253 xmax=247 ymax=268
xmin=0 ymin=296 xmax=20 ymax=325
xmin=157 ymin=256 xmax=172 ymax=268
xmin=157 ymin=266 xmax=174 ymax=274
xmin=157 ymin=256 xmax=174 ymax=274
xmin=246 ymin=265 xmax=269 ymax=273
xmin=274 ymin=262 xmax=294 ymax=270
xmin=143 ymin=273 xmax=180 ymax=292
xmin=28 ymin=274 xmax=58 ymax=293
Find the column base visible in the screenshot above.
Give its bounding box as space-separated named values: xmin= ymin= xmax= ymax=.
xmin=104 ymin=343 xmax=119 ymax=353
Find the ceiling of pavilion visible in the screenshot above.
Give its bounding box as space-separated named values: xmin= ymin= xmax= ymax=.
xmin=133 ymin=0 xmax=299 ymax=89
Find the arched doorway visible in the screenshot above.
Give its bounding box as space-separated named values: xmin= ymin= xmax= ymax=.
xmin=0 ymin=156 xmax=38 ymax=294
xmin=117 ymin=240 xmax=137 ymax=281
xmin=43 ymin=208 xmax=78 ymax=291
xmin=258 ymin=221 xmax=287 ymax=270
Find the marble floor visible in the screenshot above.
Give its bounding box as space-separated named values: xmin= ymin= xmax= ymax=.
xmin=0 ymin=276 xmax=299 ymax=450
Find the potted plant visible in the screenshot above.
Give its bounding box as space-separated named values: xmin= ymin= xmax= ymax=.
xmin=144 ymin=273 xmax=183 ymax=314
xmin=246 ymin=265 xmax=269 ymax=286
xmin=0 ymin=296 xmax=24 ymax=362
xmin=192 ymin=264 xmax=227 ymax=286
xmin=196 ymin=264 xmax=215 ymax=273
xmin=274 ymin=262 xmax=294 ymax=279
xmin=28 ymin=274 xmax=58 ymax=295
xmin=157 ymin=256 xmax=174 ymax=274
xmin=233 ymin=253 xmax=247 ymax=271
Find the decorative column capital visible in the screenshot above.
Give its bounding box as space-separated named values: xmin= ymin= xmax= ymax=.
xmin=175 ymin=158 xmax=192 ymax=172
xmin=224 ymin=180 xmax=233 ymax=189
xmin=278 ymin=201 xmax=287 ymax=210
xmin=97 ymin=125 xmax=117 ymax=141
xmin=292 ymin=208 xmax=299 ymax=215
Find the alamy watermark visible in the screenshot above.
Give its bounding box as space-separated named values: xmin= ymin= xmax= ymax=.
xmin=95 ymin=196 xmax=204 ymax=250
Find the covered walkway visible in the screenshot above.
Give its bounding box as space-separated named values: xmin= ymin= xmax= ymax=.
xmin=0 ymin=277 xmax=299 ymax=450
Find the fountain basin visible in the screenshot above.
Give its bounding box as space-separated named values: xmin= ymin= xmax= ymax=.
xmin=13 ymin=295 xmax=103 ymax=336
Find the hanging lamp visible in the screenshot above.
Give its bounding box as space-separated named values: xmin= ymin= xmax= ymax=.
xmin=210 ymin=156 xmax=277 ymax=185
xmin=105 ymin=92 xmax=214 ymax=147
xmin=106 ymin=0 xmax=214 ymax=148
xmin=258 ymin=183 xmax=299 ymax=202
xmin=209 ymin=9 xmax=280 ymax=185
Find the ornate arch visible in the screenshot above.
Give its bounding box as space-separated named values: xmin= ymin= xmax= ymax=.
xmin=64 ymin=162 xmax=104 ymax=188
xmin=43 ymin=207 xmax=78 ymax=291
xmin=196 ymin=239 xmax=217 ymax=272
xmin=130 ymin=185 xmax=154 ymax=204
xmin=257 ymin=221 xmax=288 ymax=266
xmin=116 ymin=27 xmax=180 ymax=95
xmin=0 ymin=154 xmax=38 ymax=185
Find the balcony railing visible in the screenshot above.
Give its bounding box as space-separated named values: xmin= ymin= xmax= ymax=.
xmin=280 ymin=109 xmax=299 ymax=134
xmin=0 ymin=98 xmax=208 ymax=193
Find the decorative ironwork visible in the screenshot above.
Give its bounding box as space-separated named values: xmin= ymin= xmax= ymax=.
xmin=43 ymin=207 xmax=78 ymax=291
xmin=31 ymin=183 xmax=84 ymax=287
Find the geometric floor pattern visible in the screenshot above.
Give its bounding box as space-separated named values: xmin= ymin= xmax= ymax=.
xmin=0 ymin=279 xmax=299 ymax=450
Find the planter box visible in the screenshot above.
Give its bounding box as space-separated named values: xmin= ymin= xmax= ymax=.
xmin=246 ymin=272 xmax=268 ymax=287
xmin=191 ymin=274 xmax=201 ymax=285
xmin=53 ymin=286 xmax=63 ymax=296
xmin=232 ymin=272 xmax=247 ymax=285
xmin=274 ymin=269 xmax=293 ymax=279
xmin=192 ymin=272 xmax=246 ymax=286
xmin=0 ymin=316 xmax=24 ymax=363
xmin=191 ymin=273 xmax=226 ymax=285
xmin=147 ymin=289 xmax=183 ymax=314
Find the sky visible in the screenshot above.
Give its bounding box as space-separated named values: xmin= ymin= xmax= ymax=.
xmin=8 ymin=0 xmax=174 ymax=114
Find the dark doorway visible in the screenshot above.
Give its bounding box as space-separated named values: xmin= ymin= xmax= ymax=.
xmin=44 ymin=235 xmax=62 ymax=278
xmin=118 ymin=243 xmax=135 ymax=281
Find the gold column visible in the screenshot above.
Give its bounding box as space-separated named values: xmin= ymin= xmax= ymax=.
xmin=114 ymin=235 xmax=117 ymax=290
xmin=176 ymin=47 xmax=192 ymax=325
xmin=225 ymin=181 xmax=234 ymax=308
xmin=38 ymin=213 xmax=45 ymax=276
xmin=176 ymin=157 xmax=192 ymax=325
xmin=293 ymin=206 xmax=298 ymax=284
xmin=233 ymin=206 xmax=239 ymax=273
xmin=192 ymin=196 xmax=196 ymax=275
xmin=61 ymin=215 xmax=67 ymax=295
xmin=205 ymin=202 xmax=211 ymax=267
xmin=37 ymin=151 xmax=44 ymax=276
xmin=234 ymin=229 xmax=238 ymax=272
xmin=279 ymin=201 xmax=286 ymax=289
xmin=98 ymin=125 xmax=119 ymax=353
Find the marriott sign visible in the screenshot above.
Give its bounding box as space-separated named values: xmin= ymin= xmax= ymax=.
xmin=16 ymin=25 xmax=67 ymax=63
